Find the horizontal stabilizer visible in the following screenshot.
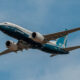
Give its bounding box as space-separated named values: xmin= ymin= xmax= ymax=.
xmin=64 ymin=46 xmax=80 ymax=51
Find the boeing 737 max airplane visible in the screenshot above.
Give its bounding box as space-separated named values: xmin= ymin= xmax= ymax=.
xmin=0 ymin=22 xmax=80 ymax=57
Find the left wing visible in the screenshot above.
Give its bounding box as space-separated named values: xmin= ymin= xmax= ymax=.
xmin=43 ymin=27 xmax=80 ymax=42
xmin=0 ymin=49 xmax=13 ymax=56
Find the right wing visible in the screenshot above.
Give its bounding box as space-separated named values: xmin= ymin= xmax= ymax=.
xmin=0 ymin=40 xmax=31 ymax=56
xmin=0 ymin=49 xmax=14 ymax=56
xmin=43 ymin=27 xmax=80 ymax=43
xmin=64 ymin=46 xmax=80 ymax=51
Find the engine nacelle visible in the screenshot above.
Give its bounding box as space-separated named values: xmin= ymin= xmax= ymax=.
xmin=32 ymin=32 xmax=44 ymax=42
xmin=6 ymin=40 xmax=18 ymax=51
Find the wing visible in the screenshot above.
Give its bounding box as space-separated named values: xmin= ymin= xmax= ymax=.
xmin=64 ymin=46 xmax=80 ymax=51
xmin=0 ymin=49 xmax=13 ymax=56
xmin=0 ymin=40 xmax=30 ymax=56
xmin=43 ymin=27 xmax=80 ymax=42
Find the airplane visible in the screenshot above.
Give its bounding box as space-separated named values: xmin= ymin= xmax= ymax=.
xmin=0 ymin=22 xmax=80 ymax=57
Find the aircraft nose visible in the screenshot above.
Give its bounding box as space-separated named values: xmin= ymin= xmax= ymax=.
xmin=0 ymin=23 xmax=3 ymax=29
xmin=0 ymin=23 xmax=6 ymax=31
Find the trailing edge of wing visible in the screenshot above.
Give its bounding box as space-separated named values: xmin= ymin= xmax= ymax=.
xmin=43 ymin=27 xmax=80 ymax=42
xmin=63 ymin=46 xmax=80 ymax=51
xmin=0 ymin=49 xmax=13 ymax=56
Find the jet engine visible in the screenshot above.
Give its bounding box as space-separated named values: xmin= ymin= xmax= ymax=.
xmin=32 ymin=32 xmax=44 ymax=42
xmin=6 ymin=40 xmax=18 ymax=51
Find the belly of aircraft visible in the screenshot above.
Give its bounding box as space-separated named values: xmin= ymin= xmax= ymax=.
xmin=41 ymin=44 xmax=69 ymax=54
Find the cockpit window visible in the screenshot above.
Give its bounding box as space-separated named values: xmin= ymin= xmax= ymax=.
xmin=4 ymin=22 xmax=8 ymax=24
xmin=4 ymin=22 xmax=9 ymax=24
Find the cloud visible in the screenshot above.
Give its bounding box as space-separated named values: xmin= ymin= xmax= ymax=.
xmin=38 ymin=64 xmax=80 ymax=80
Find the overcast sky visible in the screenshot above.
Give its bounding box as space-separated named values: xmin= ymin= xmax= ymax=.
xmin=0 ymin=0 xmax=80 ymax=80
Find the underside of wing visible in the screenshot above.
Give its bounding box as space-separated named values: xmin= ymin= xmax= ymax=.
xmin=0 ymin=49 xmax=14 ymax=56
xmin=43 ymin=27 xmax=80 ymax=42
xmin=63 ymin=46 xmax=80 ymax=51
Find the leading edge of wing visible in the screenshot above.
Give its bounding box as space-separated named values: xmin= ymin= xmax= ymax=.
xmin=43 ymin=27 xmax=80 ymax=42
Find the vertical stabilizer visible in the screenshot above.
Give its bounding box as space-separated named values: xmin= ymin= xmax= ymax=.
xmin=56 ymin=35 xmax=68 ymax=48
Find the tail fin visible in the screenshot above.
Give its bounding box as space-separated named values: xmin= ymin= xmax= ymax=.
xmin=56 ymin=35 xmax=68 ymax=48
